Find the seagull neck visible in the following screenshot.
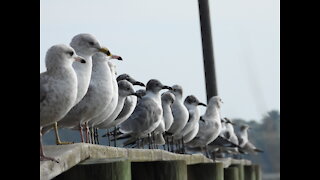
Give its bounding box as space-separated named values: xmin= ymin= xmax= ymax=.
xmin=145 ymin=91 xmax=161 ymax=102
xmin=47 ymin=63 xmax=74 ymax=76
xmin=204 ymin=105 xmax=221 ymax=121
xmin=240 ymin=129 xmax=248 ymax=138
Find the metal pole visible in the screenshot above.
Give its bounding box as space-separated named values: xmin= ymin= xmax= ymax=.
xmin=198 ymin=0 xmax=218 ymax=101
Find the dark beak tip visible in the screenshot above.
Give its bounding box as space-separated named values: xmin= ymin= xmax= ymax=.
xmin=81 ymin=59 xmax=86 ymax=63
xmin=117 ymin=57 xmax=123 ymax=61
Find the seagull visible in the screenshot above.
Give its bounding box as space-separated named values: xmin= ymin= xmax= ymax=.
xmin=180 ymin=95 xmax=207 ymax=144
xmin=167 ymin=85 xmax=189 ymax=149
xmin=41 ymin=34 xmax=111 ymax=144
xmin=98 ymin=74 xmax=145 ymax=146
xmin=86 ymin=61 xmax=118 ymax=131
xmin=97 ymin=79 xmax=140 ymax=130
xmin=40 ymin=44 xmax=85 ymax=162
xmin=161 ymin=92 xmax=176 ymax=132
xmin=59 ymin=50 xmax=122 ymax=143
xmin=206 ymin=118 xmax=241 ymax=159
xmin=99 ymin=74 xmax=145 ymax=129
xmin=186 ymin=96 xmax=223 ymax=157
xmin=237 ymin=124 xmax=264 ymax=154
xmin=119 ymin=79 xmax=172 ymax=147
xmin=222 ymin=118 xmax=238 ymax=145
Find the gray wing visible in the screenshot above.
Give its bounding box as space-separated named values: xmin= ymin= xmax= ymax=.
xmin=115 ymin=97 xmax=134 ymax=120
xmin=120 ymin=98 xmax=161 ymax=133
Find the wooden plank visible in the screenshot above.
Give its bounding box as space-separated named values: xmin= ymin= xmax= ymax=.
xmin=187 ymin=162 xmax=224 ymax=180
xmin=131 ymin=160 xmax=187 ymax=180
xmin=224 ymin=167 xmax=239 ymax=180
xmin=244 ymin=165 xmax=256 ymax=180
xmin=230 ymin=164 xmax=244 ymax=180
xmin=53 ymin=158 xmax=131 ymax=180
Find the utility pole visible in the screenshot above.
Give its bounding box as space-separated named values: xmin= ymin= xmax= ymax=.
xmin=198 ymin=0 xmax=218 ymax=102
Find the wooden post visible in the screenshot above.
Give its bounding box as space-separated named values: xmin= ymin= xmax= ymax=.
xmin=131 ymin=160 xmax=187 ymax=180
xmin=253 ymin=165 xmax=261 ymax=180
xmin=187 ymin=162 xmax=224 ymax=180
xmin=230 ymin=164 xmax=244 ymax=180
xmin=224 ymin=167 xmax=239 ymax=180
xmin=244 ymin=165 xmax=256 ymax=180
xmin=53 ymin=158 xmax=131 ymax=180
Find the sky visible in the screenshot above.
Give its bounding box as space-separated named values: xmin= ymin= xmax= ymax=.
xmin=40 ymin=0 xmax=280 ymax=122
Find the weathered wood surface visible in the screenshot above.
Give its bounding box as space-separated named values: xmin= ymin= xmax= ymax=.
xmin=224 ymin=167 xmax=239 ymax=180
xmin=244 ymin=165 xmax=256 ymax=180
xmin=40 ymin=143 xmax=213 ymax=180
xmin=131 ymin=160 xmax=187 ymax=180
xmin=187 ymin=162 xmax=224 ymax=180
xmin=53 ymin=158 xmax=131 ymax=180
xmin=230 ymin=164 xmax=244 ymax=180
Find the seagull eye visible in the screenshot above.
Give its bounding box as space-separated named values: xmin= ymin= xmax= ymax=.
xmin=67 ymin=51 xmax=74 ymax=56
xmin=89 ymin=42 xmax=94 ymax=46
xmin=127 ymin=88 xmax=130 ymax=91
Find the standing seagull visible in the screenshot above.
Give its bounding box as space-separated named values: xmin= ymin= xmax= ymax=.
xmin=98 ymin=74 xmax=145 ymax=129
xmin=58 ymin=50 xmax=122 ymax=143
xmin=119 ymin=79 xmax=172 ymax=146
xmin=180 ymin=95 xmax=207 ymax=144
xmin=167 ymin=85 xmax=189 ymax=134
xmin=41 ymin=34 xmax=111 ymax=144
xmin=167 ymin=85 xmax=189 ymax=149
xmin=237 ymin=124 xmax=263 ymax=154
xmin=96 ymin=79 xmax=141 ymax=133
xmin=186 ymin=96 xmax=223 ymax=157
xmin=98 ymin=74 xmax=145 ymax=145
xmin=87 ymin=62 xmax=118 ymax=134
xmin=40 ymin=44 xmax=85 ymax=162
xmin=152 ymin=92 xmax=176 ymax=147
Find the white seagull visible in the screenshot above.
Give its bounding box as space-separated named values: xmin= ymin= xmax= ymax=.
xmin=119 ymin=79 xmax=172 ymax=146
xmin=40 ymin=44 xmax=85 ymax=162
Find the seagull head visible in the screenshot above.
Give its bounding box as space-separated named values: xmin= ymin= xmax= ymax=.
xmin=146 ymin=79 xmax=172 ymax=93
xmin=45 ymin=44 xmax=86 ymax=70
xmin=184 ymin=95 xmax=207 ymax=107
xmin=170 ymin=85 xmax=184 ymax=99
xmin=208 ymin=96 xmax=223 ymax=109
xmin=118 ymin=80 xmax=141 ymax=98
xmin=135 ymin=89 xmax=146 ymax=99
xmin=224 ymin=117 xmax=236 ymax=126
xmin=70 ymin=33 xmax=111 ymax=57
xmin=161 ymin=91 xmax=175 ymax=105
xmin=117 ymin=74 xmax=145 ymax=87
xmin=240 ymin=124 xmax=250 ymax=131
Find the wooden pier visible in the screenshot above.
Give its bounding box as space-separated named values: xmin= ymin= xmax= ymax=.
xmin=40 ymin=143 xmax=259 ymax=180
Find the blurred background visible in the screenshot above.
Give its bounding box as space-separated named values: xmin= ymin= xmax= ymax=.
xmin=40 ymin=0 xmax=279 ymax=179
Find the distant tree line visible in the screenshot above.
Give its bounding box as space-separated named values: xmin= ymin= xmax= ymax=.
xmin=233 ymin=110 xmax=280 ymax=173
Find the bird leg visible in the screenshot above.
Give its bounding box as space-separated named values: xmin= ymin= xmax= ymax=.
xmin=106 ymin=129 xmax=111 ymax=146
xmin=79 ymin=123 xmax=85 ymax=143
xmin=181 ymin=138 xmax=185 ymax=154
xmin=113 ymin=126 xmax=117 ymax=147
xmin=148 ymin=133 xmax=152 ymax=149
xmin=205 ymin=145 xmax=211 ymax=159
xmin=53 ymin=122 xmax=73 ymax=145
xmin=40 ymin=129 xmax=59 ymax=163
xmin=90 ymin=127 xmax=95 ymax=144
xmin=95 ymin=128 xmax=100 ymax=145
xmin=85 ymin=122 xmax=90 ymax=143
xmin=171 ymin=136 xmax=175 ymax=153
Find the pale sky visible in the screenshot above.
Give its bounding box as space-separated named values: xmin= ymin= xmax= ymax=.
xmin=40 ymin=0 xmax=280 ymax=122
